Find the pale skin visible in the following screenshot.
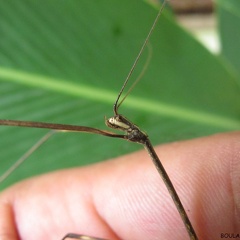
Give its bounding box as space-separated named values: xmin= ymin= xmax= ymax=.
xmin=0 ymin=132 xmax=239 ymax=240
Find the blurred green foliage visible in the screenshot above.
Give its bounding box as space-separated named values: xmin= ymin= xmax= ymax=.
xmin=0 ymin=0 xmax=239 ymax=189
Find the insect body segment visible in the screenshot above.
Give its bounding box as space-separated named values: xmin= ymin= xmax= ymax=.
xmin=106 ymin=114 xmax=198 ymax=240
xmin=106 ymin=114 xmax=148 ymax=144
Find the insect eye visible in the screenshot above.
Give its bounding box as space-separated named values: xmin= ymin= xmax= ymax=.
xmin=109 ymin=118 xmax=115 ymax=124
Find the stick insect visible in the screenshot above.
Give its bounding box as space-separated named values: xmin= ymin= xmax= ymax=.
xmin=0 ymin=1 xmax=198 ymax=239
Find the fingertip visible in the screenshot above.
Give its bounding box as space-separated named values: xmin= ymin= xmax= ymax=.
xmin=0 ymin=199 xmax=19 ymax=240
xmin=91 ymin=132 xmax=240 ymax=239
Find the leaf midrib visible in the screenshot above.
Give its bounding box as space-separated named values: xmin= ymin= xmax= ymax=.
xmin=0 ymin=66 xmax=239 ymax=130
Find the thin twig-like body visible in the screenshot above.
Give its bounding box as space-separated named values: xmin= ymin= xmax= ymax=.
xmin=0 ymin=0 xmax=199 ymax=239
xmin=106 ymin=114 xmax=198 ymax=240
xmin=144 ymin=139 xmax=198 ymax=240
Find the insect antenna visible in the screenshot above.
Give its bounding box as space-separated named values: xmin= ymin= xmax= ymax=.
xmin=113 ymin=0 xmax=168 ymax=115
xmin=117 ymin=44 xmax=152 ymax=110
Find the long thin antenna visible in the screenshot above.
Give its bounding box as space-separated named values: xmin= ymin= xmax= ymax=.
xmin=0 ymin=119 xmax=125 ymax=138
xmin=117 ymin=44 xmax=152 ymax=110
xmin=113 ymin=0 xmax=168 ymax=115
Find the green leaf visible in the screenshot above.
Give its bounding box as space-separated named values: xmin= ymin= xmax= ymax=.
xmin=217 ymin=0 xmax=240 ymax=84
xmin=0 ymin=0 xmax=239 ymax=189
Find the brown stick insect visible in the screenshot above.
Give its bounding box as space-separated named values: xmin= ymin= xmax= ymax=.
xmin=0 ymin=1 xmax=198 ymax=239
